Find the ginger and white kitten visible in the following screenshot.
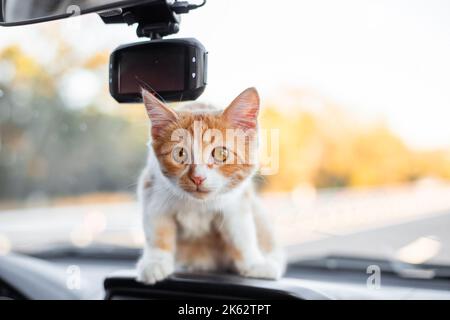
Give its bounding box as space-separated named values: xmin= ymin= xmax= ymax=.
xmin=136 ymin=87 xmax=285 ymax=284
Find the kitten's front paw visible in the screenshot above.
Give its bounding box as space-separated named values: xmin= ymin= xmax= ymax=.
xmin=238 ymin=259 xmax=283 ymax=280
xmin=136 ymin=251 xmax=174 ymax=284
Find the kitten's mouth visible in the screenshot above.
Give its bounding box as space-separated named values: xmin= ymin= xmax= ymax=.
xmin=189 ymin=187 xmax=212 ymax=198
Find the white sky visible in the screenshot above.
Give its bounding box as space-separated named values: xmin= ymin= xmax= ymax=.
xmin=1 ymin=0 xmax=450 ymax=149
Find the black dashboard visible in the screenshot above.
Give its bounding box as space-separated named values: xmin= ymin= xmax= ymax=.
xmin=1 ymin=247 xmax=449 ymax=300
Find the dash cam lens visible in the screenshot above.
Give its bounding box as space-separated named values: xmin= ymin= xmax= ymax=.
xmin=118 ymin=46 xmax=186 ymax=93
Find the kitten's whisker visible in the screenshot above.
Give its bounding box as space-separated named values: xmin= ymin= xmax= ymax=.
xmin=137 ymin=77 xmax=168 ymax=104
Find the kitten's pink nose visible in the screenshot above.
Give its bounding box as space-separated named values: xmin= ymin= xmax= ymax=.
xmin=190 ymin=175 xmax=206 ymax=186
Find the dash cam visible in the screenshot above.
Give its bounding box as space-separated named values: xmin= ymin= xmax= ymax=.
xmin=109 ymin=38 xmax=208 ymax=103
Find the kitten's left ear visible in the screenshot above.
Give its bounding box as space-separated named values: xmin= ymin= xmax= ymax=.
xmin=142 ymin=88 xmax=178 ymax=138
xmin=222 ymin=87 xmax=260 ymax=130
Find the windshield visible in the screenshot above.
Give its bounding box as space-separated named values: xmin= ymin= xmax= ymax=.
xmin=0 ymin=0 xmax=449 ymax=271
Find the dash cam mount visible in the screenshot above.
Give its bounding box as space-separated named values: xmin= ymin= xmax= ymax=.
xmin=100 ymin=0 xmax=205 ymax=40
xmin=101 ymin=0 xmax=208 ymax=103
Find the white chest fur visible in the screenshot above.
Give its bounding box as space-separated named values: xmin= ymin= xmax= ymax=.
xmin=175 ymin=209 xmax=219 ymax=239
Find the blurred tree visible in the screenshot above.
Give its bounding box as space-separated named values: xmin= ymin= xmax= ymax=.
xmin=0 ymin=45 xmax=147 ymax=200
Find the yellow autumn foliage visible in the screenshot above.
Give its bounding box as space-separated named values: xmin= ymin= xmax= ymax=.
xmin=260 ymin=96 xmax=450 ymax=191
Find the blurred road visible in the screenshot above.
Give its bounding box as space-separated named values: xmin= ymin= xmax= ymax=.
xmin=1 ymin=182 xmax=450 ymax=266
xmin=287 ymin=209 xmax=450 ymax=265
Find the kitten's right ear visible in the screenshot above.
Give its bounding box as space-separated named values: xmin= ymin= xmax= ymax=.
xmin=222 ymin=87 xmax=260 ymax=131
xmin=142 ymin=89 xmax=178 ymax=138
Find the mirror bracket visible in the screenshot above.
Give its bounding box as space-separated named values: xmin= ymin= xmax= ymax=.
xmin=100 ymin=0 xmax=184 ymax=40
xmin=101 ymin=1 xmax=206 ymax=40
xmin=136 ymin=21 xmax=179 ymax=39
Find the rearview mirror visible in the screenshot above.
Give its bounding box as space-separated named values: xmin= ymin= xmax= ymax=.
xmin=0 ymin=0 xmax=149 ymax=26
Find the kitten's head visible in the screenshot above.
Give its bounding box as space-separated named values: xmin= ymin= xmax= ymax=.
xmin=142 ymin=88 xmax=260 ymax=199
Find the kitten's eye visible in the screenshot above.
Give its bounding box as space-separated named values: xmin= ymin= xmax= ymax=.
xmin=172 ymin=147 xmax=188 ymax=164
xmin=212 ymin=147 xmax=228 ymax=163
